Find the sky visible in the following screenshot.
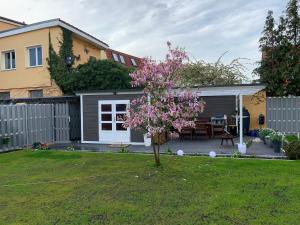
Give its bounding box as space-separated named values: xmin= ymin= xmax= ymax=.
xmin=0 ymin=0 xmax=288 ymax=79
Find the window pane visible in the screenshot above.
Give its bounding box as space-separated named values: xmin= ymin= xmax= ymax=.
xmin=29 ymin=48 xmax=36 ymax=66
xmin=131 ymin=58 xmax=137 ymax=66
xmin=101 ymin=114 xmax=112 ymax=121
xmin=116 ymin=123 xmax=126 ymax=131
xmin=116 ymin=104 xmax=127 ymax=112
xmin=5 ymin=52 xmax=11 ymax=69
xmin=116 ymin=113 xmax=126 ymax=121
xmin=101 ymin=104 xmax=111 ymax=112
xmin=11 ymin=51 xmax=15 ymax=69
xmin=120 ymin=55 xmax=125 ymax=64
xmin=102 ymin=123 xmax=112 ymax=130
xmin=29 ymin=90 xmax=43 ymax=98
xmin=112 ymin=53 xmax=119 ymax=62
xmin=0 ymin=92 xmax=10 ymax=100
xmin=37 ymin=47 xmax=42 ymax=65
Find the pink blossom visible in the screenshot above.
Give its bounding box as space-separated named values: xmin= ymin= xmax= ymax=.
xmin=124 ymin=42 xmax=205 ymax=137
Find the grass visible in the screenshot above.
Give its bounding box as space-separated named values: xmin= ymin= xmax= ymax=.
xmin=0 ymin=150 xmax=300 ymax=225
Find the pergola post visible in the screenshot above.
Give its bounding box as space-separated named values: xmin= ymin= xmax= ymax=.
xmin=239 ymin=94 xmax=243 ymax=145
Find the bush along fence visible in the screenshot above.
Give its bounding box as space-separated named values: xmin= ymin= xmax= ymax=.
xmin=0 ymin=103 xmax=78 ymax=152
xmin=259 ymin=128 xmax=300 ymax=158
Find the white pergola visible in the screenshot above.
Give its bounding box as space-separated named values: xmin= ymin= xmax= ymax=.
xmin=174 ymin=84 xmax=266 ymax=146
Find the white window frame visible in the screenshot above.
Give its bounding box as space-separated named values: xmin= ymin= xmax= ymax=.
xmin=131 ymin=58 xmax=137 ymax=66
xmin=119 ymin=55 xmax=125 ymax=64
xmin=112 ymin=53 xmax=119 ymax=62
xmin=1 ymin=50 xmax=16 ymax=71
xmin=27 ymin=45 xmax=43 ymax=68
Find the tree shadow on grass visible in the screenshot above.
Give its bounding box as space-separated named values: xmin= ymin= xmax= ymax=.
xmin=25 ymin=151 xmax=82 ymax=160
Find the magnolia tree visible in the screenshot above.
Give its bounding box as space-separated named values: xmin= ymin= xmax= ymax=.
xmin=124 ymin=43 xmax=205 ymax=166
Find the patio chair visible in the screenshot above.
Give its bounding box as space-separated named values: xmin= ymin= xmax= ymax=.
xmin=211 ymin=114 xmax=227 ymax=138
xmin=194 ymin=121 xmax=211 ymax=139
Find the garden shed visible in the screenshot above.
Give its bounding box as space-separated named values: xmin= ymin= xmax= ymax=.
xmin=76 ymin=84 xmax=265 ymax=146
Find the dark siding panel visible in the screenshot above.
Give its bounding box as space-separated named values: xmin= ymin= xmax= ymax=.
xmin=82 ymin=94 xmax=144 ymax=142
xmin=131 ymin=129 xmax=144 ymax=142
xmin=200 ymin=96 xmax=236 ymax=117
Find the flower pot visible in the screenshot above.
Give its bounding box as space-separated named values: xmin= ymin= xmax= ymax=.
xmin=266 ymin=138 xmax=273 ymax=147
xmin=238 ymin=143 xmax=247 ymax=154
xmin=144 ymin=134 xmax=151 ymax=147
xmin=272 ymin=140 xmax=282 ymax=153
xmin=260 ymin=137 xmax=266 ymax=145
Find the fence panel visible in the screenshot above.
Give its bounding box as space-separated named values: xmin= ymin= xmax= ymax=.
xmin=267 ymin=97 xmax=300 ymax=134
xmin=54 ymin=103 xmax=70 ymax=143
xmin=0 ymin=103 xmax=71 ymax=151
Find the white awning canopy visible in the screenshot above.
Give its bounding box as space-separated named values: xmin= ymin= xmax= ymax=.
xmin=174 ymin=84 xmax=265 ymax=96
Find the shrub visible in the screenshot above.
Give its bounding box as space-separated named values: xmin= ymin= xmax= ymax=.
xmin=259 ymin=128 xmax=274 ymax=139
xmin=119 ymin=146 xmax=129 ymax=153
xmin=246 ymin=139 xmax=253 ymax=148
xmin=232 ymin=151 xmax=242 ymax=158
xmin=269 ymin=132 xmax=283 ymax=142
xmin=284 ymin=135 xmax=299 ymax=144
xmin=284 ymin=141 xmax=300 ymax=160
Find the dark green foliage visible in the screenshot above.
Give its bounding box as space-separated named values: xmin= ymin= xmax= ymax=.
xmin=284 ymin=134 xmax=299 ymax=143
xmin=48 ymin=29 xmax=133 ymax=94
xmin=67 ymin=59 xmax=133 ymax=93
xmin=255 ymin=0 xmax=300 ymax=96
xmin=47 ymin=29 xmax=74 ymax=93
xmin=58 ymin=29 xmax=74 ymax=66
xmin=284 ymin=140 xmax=300 ymax=159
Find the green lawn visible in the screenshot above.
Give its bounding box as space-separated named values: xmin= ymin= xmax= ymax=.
xmin=0 ymin=150 xmax=300 ymax=225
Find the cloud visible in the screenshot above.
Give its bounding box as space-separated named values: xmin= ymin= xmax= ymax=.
xmin=0 ymin=0 xmax=287 ymax=78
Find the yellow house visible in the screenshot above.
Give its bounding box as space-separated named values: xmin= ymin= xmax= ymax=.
xmin=0 ymin=16 xmax=109 ymax=99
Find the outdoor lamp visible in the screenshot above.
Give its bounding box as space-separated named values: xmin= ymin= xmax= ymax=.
xmin=65 ymin=56 xmax=74 ymax=67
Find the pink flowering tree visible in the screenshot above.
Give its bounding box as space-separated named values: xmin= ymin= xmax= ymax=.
xmin=124 ymin=43 xmax=205 ymax=166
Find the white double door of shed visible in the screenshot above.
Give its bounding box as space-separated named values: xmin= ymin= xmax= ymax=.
xmin=98 ymin=100 xmax=130 ymax=144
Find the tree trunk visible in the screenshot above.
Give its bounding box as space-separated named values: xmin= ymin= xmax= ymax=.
xmin=151 ymin=134 xmax=161 ymax=166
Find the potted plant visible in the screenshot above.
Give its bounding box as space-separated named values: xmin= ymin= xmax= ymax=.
xmin=238 ymin=139 xmax=253 ymax=154
xmin=259 ymin=128 xmax=274 ymax=144
xmin=270 ymin=132 xmax=283 ymax=153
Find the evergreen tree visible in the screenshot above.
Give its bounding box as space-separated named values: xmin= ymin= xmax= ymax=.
xmin=285 ymin=0 xmax=300 ymax=95
xmin=255 ymin=0 xmax=300 ymax=96
xmin=286 ymin=0 xmax=300 ymax=45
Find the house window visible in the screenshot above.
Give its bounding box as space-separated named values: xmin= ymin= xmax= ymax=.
xmin=119 ymin=55 xmax=125 ymax=64
xmin=0 ymin=92 xmax=10 ymax=100
xmin=112 ymin=53 xmax=119 ymax=62
xmin=28 ymin=46 xmax=42 ymax=67
xmin=89 ymin=56 xmax=97 ymax=61
xmin=131 ymin=58 xmax=137 ymax=67
xmin=2 ymin=50 xmax=16 ymax=70
xmin=29 ymin=90 xmax=43 ymax=98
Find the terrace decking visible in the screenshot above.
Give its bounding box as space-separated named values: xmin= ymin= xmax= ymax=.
xmin=50 ymin=136 xmax=285 ymax=158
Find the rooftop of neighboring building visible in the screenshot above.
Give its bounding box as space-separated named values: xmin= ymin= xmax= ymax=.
xmin=106 ymin=49 xmax=142 ymax=68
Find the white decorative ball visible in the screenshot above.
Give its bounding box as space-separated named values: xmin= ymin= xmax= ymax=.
xmin=209 ymin=151 xmax=216 ymax=158
xmin=177 ymin=150 xmax=184 ymax=156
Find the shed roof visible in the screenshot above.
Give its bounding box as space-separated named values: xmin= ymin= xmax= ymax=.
xmin=76 ymin=84 xmax=265 ymax=96
xmin=176 ymin=84 xmax=266 ymax=96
